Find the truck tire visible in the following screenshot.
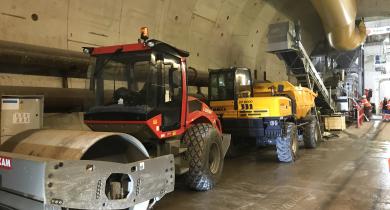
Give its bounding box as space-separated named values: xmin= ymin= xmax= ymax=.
xmin=276 ymin=122 xmax=298 ymax=162
xmin=184 ymin=123 xmax=224 ymax=191
xmin=303 ymin=115 xmax=319 ymax=148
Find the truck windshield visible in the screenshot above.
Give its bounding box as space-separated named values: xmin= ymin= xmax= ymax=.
xmin=209 ymin=69 xmax=252 ymax=101
xmin=235 ymin=69 xmax=252 ymax=98
xmin=209 ymin=70 xmax=235 ymax=101
xmin=91 ymin=52 xmax=183 ymax=129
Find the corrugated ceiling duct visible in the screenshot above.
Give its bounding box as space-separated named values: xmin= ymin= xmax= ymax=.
xmin=311 ymin=0 xmax=367 ymax=51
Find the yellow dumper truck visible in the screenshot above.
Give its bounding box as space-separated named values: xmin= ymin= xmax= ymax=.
xmin=209 ymin=67 xmax=320 ymax=162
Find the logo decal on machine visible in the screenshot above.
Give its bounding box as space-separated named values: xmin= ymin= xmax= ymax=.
xmin=203 ymin=107 xmax=213 ymax=114
xmin=0 ymin=156 xmax=12 ymax=169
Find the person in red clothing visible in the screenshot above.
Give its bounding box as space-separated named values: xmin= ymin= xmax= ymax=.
xmin=360 ymin=95 xmax=372 ymax=120
xmin=360 ymin=95 xmax=371 ymax=108
xmin=383 ymin=97 xmax=388 ymax=113
xmin=383 ymin=97 xmax=390 ymax=121
xmin=387 ymin=100 xmax=390 ymax=114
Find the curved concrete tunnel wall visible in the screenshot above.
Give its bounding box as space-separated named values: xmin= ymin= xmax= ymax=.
xmin=0 ymin=0 xmax=327 ymax=85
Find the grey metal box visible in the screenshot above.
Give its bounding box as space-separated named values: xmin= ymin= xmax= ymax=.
xmin=1 ymin=95 xmax=43 ymax=144
xmin=267 ymin=21 xmax=296 ymax=52
xmin=336 ymin=96 xmax=349 ymax=112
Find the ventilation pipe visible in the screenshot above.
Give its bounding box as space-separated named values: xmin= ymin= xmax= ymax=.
xmin=310 ymin=0 xmax=367 ymax=51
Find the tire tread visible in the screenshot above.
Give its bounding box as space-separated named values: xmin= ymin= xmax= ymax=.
xmin=184 ymin=123 xmax=223 ymax=191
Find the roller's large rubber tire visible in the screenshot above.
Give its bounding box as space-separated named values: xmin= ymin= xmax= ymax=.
xmin=303 ymin=115 xmax=319 ymax=148
xmin=184 ymin=123 xmax=224 ymax=191
xmin=276 ymin=123 xmax=299 ymax=163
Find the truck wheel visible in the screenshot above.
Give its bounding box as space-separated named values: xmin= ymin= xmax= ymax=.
xmin=276 ymin=123 xmax=298 ymax=162
xmin=303 ymin=116 xmax=319 ymax=148
xmin=184 ymin=123 xmax=224 ymax=191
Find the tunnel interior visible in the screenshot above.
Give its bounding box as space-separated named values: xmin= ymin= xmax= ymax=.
xmin=1 ymin=0 xmax=390 ymax=209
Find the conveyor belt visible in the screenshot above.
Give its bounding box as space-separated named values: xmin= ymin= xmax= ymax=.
xmin=267 ymin=22 xmax=335 ymax=113
xmin=271 ymin=42 xmax=335 ymax=112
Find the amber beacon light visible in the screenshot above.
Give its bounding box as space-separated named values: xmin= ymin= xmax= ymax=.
xmin=140 ymin=27 xmax=149 ymax=42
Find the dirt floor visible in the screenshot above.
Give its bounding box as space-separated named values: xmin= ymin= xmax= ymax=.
xmin=155 ymin=120 xmax=390 ymax=210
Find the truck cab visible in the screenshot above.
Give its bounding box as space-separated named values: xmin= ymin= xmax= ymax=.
xmin=208 ymin=67 xmax=253 ymax=119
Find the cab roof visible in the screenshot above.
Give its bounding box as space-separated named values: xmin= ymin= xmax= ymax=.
xmin=90 ymin=39 xmax=189 ymax=58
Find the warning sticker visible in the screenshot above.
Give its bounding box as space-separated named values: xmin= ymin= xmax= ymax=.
xmin=1 ymin=98 xmax=20 ymax=110
xmin=0 ymin=156 xmax=12 ymax=170
xmin=139 ymin=162 xmax=145 ymax=171
xmin=13 ymin=112 xmax=31 ymax=124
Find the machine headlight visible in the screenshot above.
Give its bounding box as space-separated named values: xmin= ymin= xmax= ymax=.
xmin=82 ymin=47 xmax=93 ymax=55
xmin=269 ymin=120 xmax=278 ymax=126
xmin=147 ymin=41 xmax=155 ymax=47
xmin=83 ymin=48 xmax=90 ymax=54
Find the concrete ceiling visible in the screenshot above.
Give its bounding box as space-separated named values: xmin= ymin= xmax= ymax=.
xmin=357 ymin=0 xmax=390 ymax=17
xmin=0 ymin=0 xmax=389 ymax=82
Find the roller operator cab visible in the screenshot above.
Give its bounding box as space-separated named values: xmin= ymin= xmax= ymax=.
xmin=83 ymin=29 xmax=230 ymax=191
xmin=209 ymin=67 xmax=320 ymax=162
